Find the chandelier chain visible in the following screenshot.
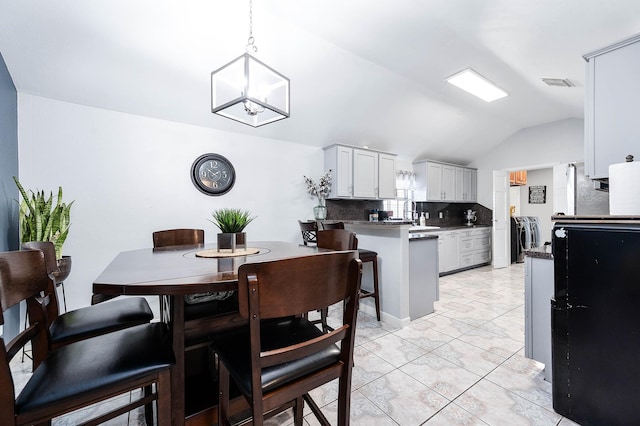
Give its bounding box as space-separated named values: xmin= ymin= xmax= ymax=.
xmin=246 ymin=0 xmax=257 ymax=54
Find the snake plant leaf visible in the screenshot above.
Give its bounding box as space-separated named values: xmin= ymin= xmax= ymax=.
xmin=13 ymin=177 xmax=74 ymax=260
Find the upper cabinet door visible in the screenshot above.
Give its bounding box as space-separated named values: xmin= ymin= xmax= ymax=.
xmin=455 ymin=167 xmax=464 ymax=201
xmin=426 ymin=162 xmax=443 ymax=201
xmin=441 ymin=164 xmax=456 ymax=201
xmin=324 ymin=145 xmax=353 ymax=198
xmin=469 ymin=168 xmax=478 ymax=202
xmin=584 ymin=35 xmax=640 ymax=179
xmin=378 ymin=153 xmax=397 ymax=199
xmin=353 ymin=148 xmax=378 ymax=198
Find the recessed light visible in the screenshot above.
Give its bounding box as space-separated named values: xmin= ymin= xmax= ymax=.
xmin=445 ymin=68 xmax=508 ymax=102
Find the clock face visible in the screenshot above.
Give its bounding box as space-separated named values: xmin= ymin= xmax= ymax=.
xmin=191 ymin=153 xmax=236 ymax=196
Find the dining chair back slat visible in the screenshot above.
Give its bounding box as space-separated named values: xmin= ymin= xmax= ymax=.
xmin=153 ymin=228 xmax=204 ymax=248
xmin=297 ymin=220 xmax=318 ymax=246
xmin=316 ymin=229 xmax=357 ymax=251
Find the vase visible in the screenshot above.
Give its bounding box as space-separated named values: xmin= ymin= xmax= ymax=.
xmin=217 ymin=232 xmax=247 ymax=253
xmin=313 ymin=205 xmax=327 ymax=220
xmin=52 ymin=255 xmax=72 ymax=285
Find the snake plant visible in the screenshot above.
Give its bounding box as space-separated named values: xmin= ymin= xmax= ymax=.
xmin=209 ymin=208 xmax=255 ymax=234
xmin=13 ymin=176 xmax=74 ymax=260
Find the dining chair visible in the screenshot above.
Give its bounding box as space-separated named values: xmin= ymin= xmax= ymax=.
xmin=152 ymin=228 xmax=205 ymax=248
xmin=212 ymin=251 xmax=362 ymax=426
xmin=316 ymin=229 xmax=358 ymax=332
xmin=21 ymin=241 xmax=154 ymax=351
xmin=320 ymin=222 xmax=381 ymax=321
xmin=297 ymin=220 xmax=318 ymax=246
xmin=0 ymin=249 xmax=175 ymax=426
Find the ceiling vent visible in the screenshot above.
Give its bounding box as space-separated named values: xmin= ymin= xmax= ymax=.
xmin=542 ymin=78 xmax=575 ymax=87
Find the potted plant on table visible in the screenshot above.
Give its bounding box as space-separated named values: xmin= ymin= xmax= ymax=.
xmin=13 ymin=176 xmax=74 ymax=281
xmin=304 ymin=170 xmax=332 ymax=220
xmin=209 ymin=208 xmax=255 ymax=252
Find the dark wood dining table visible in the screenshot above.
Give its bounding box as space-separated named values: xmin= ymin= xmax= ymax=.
xmin=93 ymin=241 xmax=320 ymax=425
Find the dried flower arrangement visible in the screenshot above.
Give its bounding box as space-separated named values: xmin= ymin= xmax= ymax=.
xmin=303 ymin=170 xmax=332 ymax=206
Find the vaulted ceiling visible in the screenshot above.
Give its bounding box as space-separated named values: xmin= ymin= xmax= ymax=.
xmin=1 ymin=0 xmax=639 ymax=164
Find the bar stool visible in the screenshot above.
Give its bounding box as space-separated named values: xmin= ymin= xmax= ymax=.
xmin=298 ymin=220 xmax=318 ymax=246
xmin=320 ymin=222 xmax=381 ymax=321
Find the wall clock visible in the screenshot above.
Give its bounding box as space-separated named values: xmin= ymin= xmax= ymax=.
xmin=190 ymin=153 xmax=236 ymax=196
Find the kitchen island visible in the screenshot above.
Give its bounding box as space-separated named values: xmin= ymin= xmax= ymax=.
xmin=340 ymin=221 xmax=439 ymax=328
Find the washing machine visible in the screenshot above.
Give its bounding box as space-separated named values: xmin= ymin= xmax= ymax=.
xmin=511 ymin=216 xmax=534 ymax=263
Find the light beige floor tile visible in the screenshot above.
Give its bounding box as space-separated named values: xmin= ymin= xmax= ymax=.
xmin=361 ymin=333 xmax=428 ymax=367
xmin=416 ymin=315 xmax=476 ymax=339
xmin=426 ymin=403 xmax=490 ymax=425
xmin=485 ymin=354 xmax=553 ymax=410
xmin=392 ymin=319 xmax=455 ymax=352
xmin=478 ymin=315 xmax=525 ymax=344
xmin=304 ymin=389 xmax=397 ymax=426
xmin=457 ymin=327 xmax=524 ymax=358
xmin=400 ymin=353 xmax=482 ymax=400
xmin=455 ymin=379 xmax=561 ymax=426
xmin=351 ymin=345 xmax=396 ymax=389
xmin=359 ymin=369 xmax=449 ymax=426
xmin=432 ymin=339 xmax=506 ymax=376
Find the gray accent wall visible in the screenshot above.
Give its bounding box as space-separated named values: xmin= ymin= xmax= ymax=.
xmin=0 ymin=51 xmax=18 ymax=251
xmin=0 ymin=51 xmax=19 ymax=338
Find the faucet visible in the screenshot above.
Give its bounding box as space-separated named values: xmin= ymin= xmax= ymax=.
xmin=403 ymin=200 xmax=417 ymax=222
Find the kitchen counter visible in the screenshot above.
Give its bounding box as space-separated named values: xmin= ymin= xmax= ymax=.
xmin=340 ymin=222 xmax=440 ymax=327
xmin=330 ymin=220 xmax=491 ymax=232
xmin=524 ymin=244 xmax=553 ymax=260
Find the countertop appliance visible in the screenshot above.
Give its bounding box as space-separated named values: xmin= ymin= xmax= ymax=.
xmin=552 ymin=218 xmax=640 ymax=425
xmin=463 ymin=209 xmax=477 ymax=226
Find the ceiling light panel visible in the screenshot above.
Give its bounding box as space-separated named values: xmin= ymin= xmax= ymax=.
xmin=445 ymin=68 xmax=508 ymax=102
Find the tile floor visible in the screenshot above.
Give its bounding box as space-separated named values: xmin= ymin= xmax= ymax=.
xmin=10 ymin=263 xmax=581 ymax=425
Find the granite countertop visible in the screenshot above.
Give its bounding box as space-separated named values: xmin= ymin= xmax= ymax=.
xmin=524 ymin=244 xmax=553 ymax=260
xmin=336 ymin=220 xmax=491 ymax=231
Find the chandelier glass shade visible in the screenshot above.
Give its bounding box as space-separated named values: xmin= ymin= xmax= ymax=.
xmin=211 ymin=52 xmax=290 ymax=127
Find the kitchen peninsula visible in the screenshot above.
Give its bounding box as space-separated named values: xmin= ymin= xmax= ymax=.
xmin=339 ymin=221 xmax=440 ymax=327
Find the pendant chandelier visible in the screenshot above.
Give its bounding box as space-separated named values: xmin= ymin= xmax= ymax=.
xmin=210 ymin=0 xmax=290 ymax=127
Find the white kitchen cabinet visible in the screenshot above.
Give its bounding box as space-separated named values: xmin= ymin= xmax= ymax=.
xmin=459 ymin=228 xmax=491 ymax=269
xmin=441 ymin=231 xmax=460 ymax=273
xmin=461 ymin=168 xmax=477 ymax=202
xmin=584 ymin=34 xmax=640 ymax=179
xmin=434 ymin=227 xmax=491 ymax=275
xmin=455 ymin=167 xmax=464 ymax=201
xmin=425 ymin=162 xmax=442 ymax=201
xmin=324 ymin=145 xmax=353 ymax=198
xmin=378 ymin=153 xmax=397 ymax=199
xmin=441 ymin=164 xmax=455 ymax=201
xmin=353 ymin=148 xmax=378 ymax=198
xmin=324 ymin=144 xmax=396 ymax=200
xmin=414 ymin=160 xmax=477 ymax=202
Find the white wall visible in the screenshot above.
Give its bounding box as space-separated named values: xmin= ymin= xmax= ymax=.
xmin=18 ymin=94 xmax=323 ymax=310
xmin=518 ymin=168 xmax=554 ymax=244
xmin=470 ymin=118 xmax=584 ymax=208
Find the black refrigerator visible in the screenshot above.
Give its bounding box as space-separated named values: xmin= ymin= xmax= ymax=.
xmin=552 ymin=218 xmax=640 ymax=425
